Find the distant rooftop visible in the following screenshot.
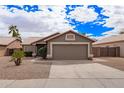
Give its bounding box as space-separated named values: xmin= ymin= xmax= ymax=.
xmin=22 ymin=37 xmax=44 ymax=45
xmin=0 ymin=37 xmax=17 ymax=45
xmin=93 ymin=34 xmax=124 ymax=45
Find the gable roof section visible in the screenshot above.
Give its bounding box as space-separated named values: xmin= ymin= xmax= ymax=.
xmin=31 ymin=32 xmax=60 ymax=45
xmin=7 ymin=39 xmax=22 ymax=49
xmin=22 ymin=37 xmax=44 ymax=45
xmin=44 ymin=30 xmax=95 ymax=42
xmin=0 ymin=37 xmax=17 ymax=46
xmin=93 ymin=34 xmax=124 ymax=45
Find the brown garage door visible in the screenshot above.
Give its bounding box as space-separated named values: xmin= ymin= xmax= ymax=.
xmin=52 ymin=44 xmax=88 ymax=60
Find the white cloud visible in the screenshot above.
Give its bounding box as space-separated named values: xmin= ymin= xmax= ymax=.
xmin=99 ymin=5 xmax=124 ymax=38
xmin=0 ymin=5 xmax=72 ymax=37
xmin=1 ymin=5 xmax=124 ymax=40
xmin=68 ymin=6 xmax=98 ymax=23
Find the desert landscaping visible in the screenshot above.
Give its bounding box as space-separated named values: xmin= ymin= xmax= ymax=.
xmin=0 ymin=57 xmax=51 ymax=80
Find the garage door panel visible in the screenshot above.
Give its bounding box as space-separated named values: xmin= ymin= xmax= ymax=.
xmin=53 ymin=44 xmax=88 ymax=60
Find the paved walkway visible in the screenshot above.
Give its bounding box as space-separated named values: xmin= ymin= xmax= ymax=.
xmin=1 ymin=60 xmax=124 ymax=88
xmin=1 ymin=78 xmax=124 ymax=88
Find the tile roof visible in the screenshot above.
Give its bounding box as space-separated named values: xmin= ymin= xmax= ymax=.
xmin=22 ymin=32 xmax=60 ymax=45
xmin=31 ymin=32 xmax=60 ymax=44
xmin=0 ymin=37 xmax=17 ymax=45
xmin=93 ymin=34 xmax=124 ymax=45
xmin=22 ymin=37 xmax=44 ymax=45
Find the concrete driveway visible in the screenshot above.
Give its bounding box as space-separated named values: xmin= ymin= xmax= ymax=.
xmin=49 ymin=60 xmax=124 ymax=79
xmin=1 ymin=58 xmax=124 ymax=88
xmin=45 ymin=60 xmax=124 ymax=88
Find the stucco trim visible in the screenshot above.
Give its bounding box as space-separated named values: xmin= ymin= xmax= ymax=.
xmin=48 ymin=42 xmax=91 ymax=58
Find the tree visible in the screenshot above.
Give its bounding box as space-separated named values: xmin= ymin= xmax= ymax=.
xmin=9 ymin=25 xmax=24 ymax=66
xmin=38 ymin=45 xmax=47 ymax=59
xmin=8 ymin=25 xmax=22 ymax=41
xmin=10 ymin=50 xmax=25 ymax=66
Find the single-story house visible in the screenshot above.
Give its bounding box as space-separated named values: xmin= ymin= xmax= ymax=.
xmin=0 ymin=37 xmax=22 ymax=56
xmin=93 ymin=34 xmax=124 ymax=57
xmin=23 ymin=30 xmax=94 ymax=60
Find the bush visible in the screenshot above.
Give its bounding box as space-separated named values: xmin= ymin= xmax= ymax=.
xmin=10 ymin=50 xmax=25 ymax=66
xmin=38 ymin=45 xmax=47 ymax=59
xmin=24 ymin=51 xmax=33 ymax=57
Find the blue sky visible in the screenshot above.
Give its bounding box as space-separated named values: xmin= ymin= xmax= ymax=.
xmin=65 ymin=5 xmax=114 ymax=36
xmin=0 ymin=5 xmax=124 ymax=39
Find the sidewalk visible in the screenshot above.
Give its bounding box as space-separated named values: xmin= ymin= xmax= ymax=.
xmin=1 ymin=78 xmax=124 ymax=88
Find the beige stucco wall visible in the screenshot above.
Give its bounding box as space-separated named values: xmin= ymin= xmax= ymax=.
xmin=93 ymin=42 xmax=124 ymax=57
xmin=0 ymin=46 xmax=6 ymax=57
xmin=47 ymin=32 xmax=93 ymax=56
xmin=23 ymin=45 xmax=36 ymax=53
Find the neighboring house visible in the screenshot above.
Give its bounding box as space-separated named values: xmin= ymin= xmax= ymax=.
xmin=0 ymin=37 xmax=22 ymax=57
xmin=31 ymin=30 xmax=94 ymax=60
xmin=93 ymin=34 xmax=124 ymax=57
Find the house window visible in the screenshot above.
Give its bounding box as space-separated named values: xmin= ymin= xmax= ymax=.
xmin=65 ymin=33 xmax=75 ymax=41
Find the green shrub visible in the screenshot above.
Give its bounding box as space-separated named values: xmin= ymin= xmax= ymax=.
xmin=10 ymin=50 xmax=25 ymax=66
xmin=24 ymin=51 xmax=32 ymax=57
xmin=38 ymin=45 xmax=47 ymax=59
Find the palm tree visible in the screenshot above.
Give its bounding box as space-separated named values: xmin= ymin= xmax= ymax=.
xmin=8 ymin=25 xmax=22 ymax=41
xmin=10 ymin=50 xmax=25 ymax=66
xmin=8 ymin=25 xmax=24 ymax=66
